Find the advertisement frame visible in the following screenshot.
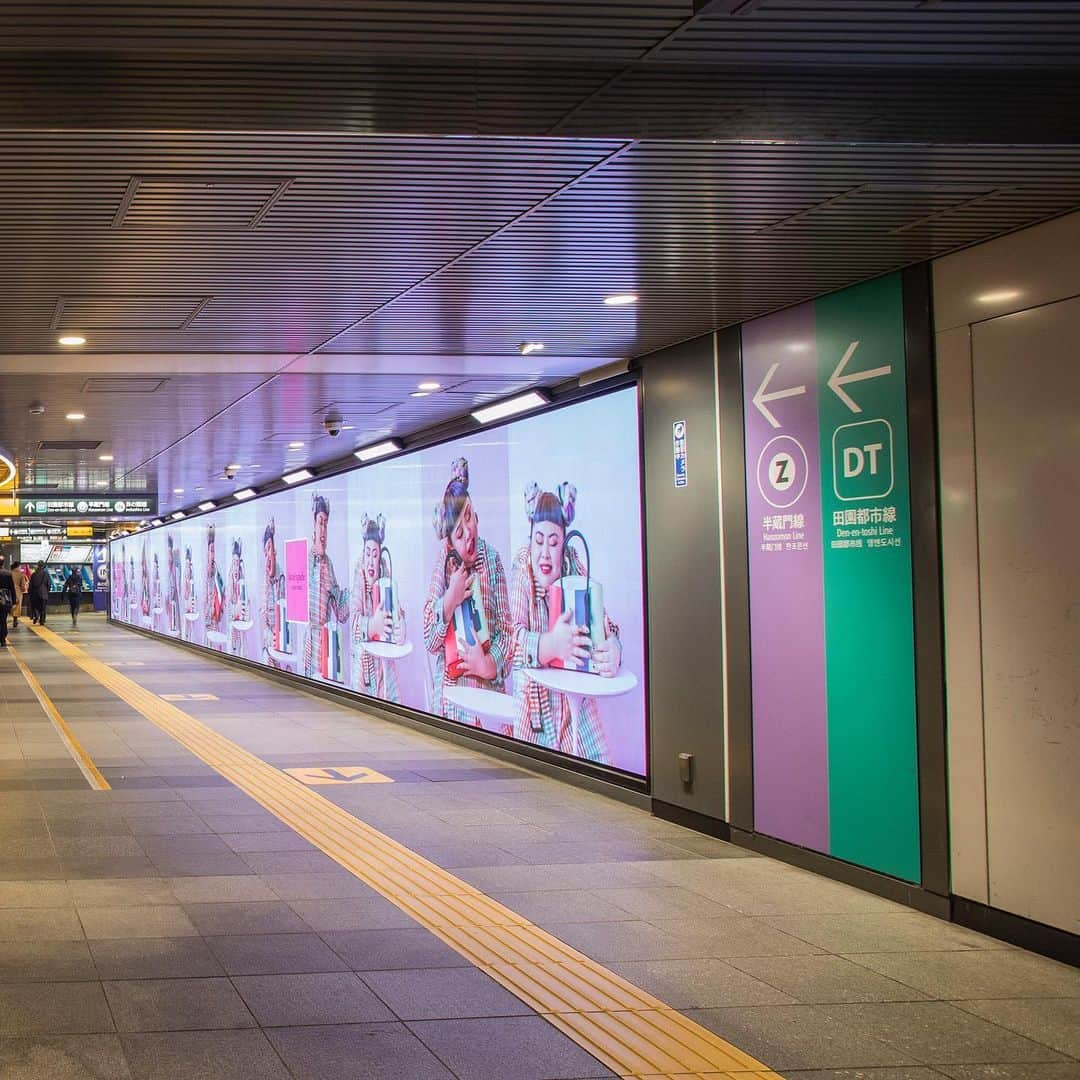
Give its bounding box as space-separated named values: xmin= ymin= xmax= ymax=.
xmin=109 ymin=376 xmax=651 ymax=794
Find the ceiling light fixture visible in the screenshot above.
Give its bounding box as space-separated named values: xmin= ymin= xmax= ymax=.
xmin=197 ymin=501 xmax=216 ymax=512
xmin=151 ymin=518 xmax=163 ymax=527
xmin=281 ymin=468 xmax=313 ymax=485
xmin=287 ymin=441 xmax=305 ymax=449
xmin=975 ymin=288 xmax=1021 ymax=304
xmin=95 ymin=481 xmax=108 ymax=488
xmin=417 ymin=381 xmax=441 ymax=391
xmin=603 ymin=293 xmax=638 ymax=307
xmin=472 ymin=389 xmax=550 ymax=425
xmin=409 ymin=391 xmax=430 ymax=398
xmin=518 ymin=342 xmax=545 ymax=356
xmin=98 ymin=454 xmax=114 ymax=462
xmin=354 ymin=439 xmax=402 ymax=463
xmin=173 ymin=488 xmax=184 ymax=494
xmin=170 ymin=511 xmax=186 ymax=520
xmin=233 ymin=487 xmax=257 ymax=501
xmin=58 ymin=335 xmax=86 ymax=346
xmin=65 ymin=411 xmax=85 ymax=421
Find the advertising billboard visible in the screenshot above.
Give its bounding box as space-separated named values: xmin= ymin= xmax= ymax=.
xmin=111 ymin=389 xmax=647 ymax=777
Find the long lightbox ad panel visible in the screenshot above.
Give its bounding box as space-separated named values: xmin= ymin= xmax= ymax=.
xmin=110 ymin=389 xmax=647 ymax=777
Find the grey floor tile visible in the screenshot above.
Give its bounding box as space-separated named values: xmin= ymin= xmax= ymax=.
xmin=52 ymin=837 xmax=146 ymax=859
xmin=542 ymin=919 xmax=702 ymax=962
xmin=782 ymin=1069 xmax=946 ymax=1079
xmin=590 ymin=884 xmax=736 ymax=920
xmin=137 ymin=834 xmax=232 ymax=855
xmin=726 ymin=954 xmax=933 ymax=1003
xmin=261 ymin=871 xmax=376 ymax=901
xmin=205 ymin=932 xmax=349 ymax=975
xmin=200 ymin=813 xmax=291 ymax=834
xmin=0 ymin=940 xmax=97 ymax=982
xmin=608 ymin=956 xmax=796 ymax=1009
xmin=764 ymin=912 xmax=1008 ymax=954
xmin=104 ymin=977 xmax=256 ymax=1032
xmin=287 ymin=896 xmax=420 ymax=932
xmin=0 ymin=982 xmax=115 ymax=1035
xmin=167 ymin=876 xmax=278 ymax=905
xmin=68 ymin=879 xmax=174 ymax=908
xmin=61 ymin=857 xmax=160 ymax=880
xmin=823 ymin=1001 xmax=1068 ymax=1065
xmin=0 ymin=1033 xmax=132 ymax=1079
xmin=267 ymin=1022 xmax=454 ymax=1080
xmin=937 ymin=1064 xmax=1080 ymax=1079
xmin=0 ymin=881 xmax=70 ymax=909
xmin=218 ymin=832 xmax=314 ymax=853
xmin=78 ymin=905 xmax=199 ymax=940
xmin=488 ymin=889 xmax=641 ymax=925
xmin=0 ymin=907 xmax=84 ymax=942
xmin=233 ymin=971 xmax=395 ymax=1026
xmin=364 ymin=966 xmax=535 ymax=1020
xmin=648 ymin=914 xmax=825 ymax=957
xmin=408 ymin=841 xmax=526 ymax=868
xmin=850 ymin=950 xmax=1080 ymax=1000
xmin=121 ymin=1029 xmax=291 ymax=1079
xmin=686 ymin=1004 xmax=919 ymax=1071
xmin=322 ymin=928 xmax=470 ymax=971
xmin=89 ymin=937 xmax=225 ymax=980
xmin=183 ymin=901 xmax=311 ymax=936
xmin=0 ymin=857 xmax=65 ymax=881
xmin=455 ymin=863 xmax=662 ymax=893
xmin=147 ymin=852 xmax=255 ymax=878
xmin=409 ymin=1015 xmax=615 ymax=1079
xmin=953 ymin=997 xmax=1080 ymax=1058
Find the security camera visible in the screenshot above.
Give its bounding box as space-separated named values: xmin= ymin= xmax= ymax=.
xmin=28 ymin=402 xmax=45 ymax=415
xmin=323 ymin=412 xmax=343 ymax=438
xmin=223 ymin=464 xmax=241 ymax=480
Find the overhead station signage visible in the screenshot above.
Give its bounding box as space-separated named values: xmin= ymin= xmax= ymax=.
xmin=19 ymin=494 xmax=157 ymax=517
xmin=4 ymin=523 xmax=67 ymax=538
xmin=741 ymin=272 xmax=920 ymax=884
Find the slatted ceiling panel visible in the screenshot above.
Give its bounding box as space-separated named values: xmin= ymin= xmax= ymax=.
xmin=0 ymin=2 xmax=691 ymax=60
xmin=118 ymin=177 xmax=288 ymax=229
xmin=655 ymin=1 xmax=1080 ymax=66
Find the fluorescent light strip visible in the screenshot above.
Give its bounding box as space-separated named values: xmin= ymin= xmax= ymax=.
xmin=233 ymin=487 xmax=256 ymax=501
xmin=197 ymin=501 xmax=216 ymax=512
xmin=281 ymin=468 xmax=313 ymax=485
xmin=151 ymin=519 xmax=163 ymax=526
xmin=170 ymin=511 xmax=186 ymax=520
xmin=354 ymin=439 xmax=402 ymax=463
xmin=471 ymin=390 xmax=550 ymax=425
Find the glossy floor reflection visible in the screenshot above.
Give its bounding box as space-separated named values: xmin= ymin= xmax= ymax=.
xmin=0 ymin=612 xmax=1076 ymax=1080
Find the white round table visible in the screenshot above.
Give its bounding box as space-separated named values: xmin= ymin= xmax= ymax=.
xmin=205 ymin=629 xmax=228 ymax=650
xmin=360 ymin=640 xmax=413 ymax=660
xmin=267 ymin=647 xmax=296 ymax=668
xmin=231 ymin=619 xmax=254 ymax=632
xmin=526 ymin=668 xmax=639 ymax=758
xmin=442 ymin=685 xmax=516 ymax=726
xmin=152 ymin=606 xmax=164 ymax=615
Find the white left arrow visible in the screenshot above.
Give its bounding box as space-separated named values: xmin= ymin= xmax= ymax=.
xmin=752 ymin=362 xmax=807 ymax=429
xmin=828 ymin=340 xmax=892 ymax=413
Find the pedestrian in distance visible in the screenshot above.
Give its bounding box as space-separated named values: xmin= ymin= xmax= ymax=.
xmin=62 ymin=567 xmax=84 ymax=627
xmin=29 ymin=561 xmax=49 ymax=625
xmin=11 ymin=562 xmax=28 ymax=628
xmin=0 ymin=557 xmax=14 ymax=647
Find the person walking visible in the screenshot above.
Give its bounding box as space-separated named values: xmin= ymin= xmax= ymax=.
xmin=62 ymin=568 xmax=84 ymax=627
xmin=11 ymin=564 xmax=28 ymax=628
xmin=29 ymin=561 xmax=49 ymax=625
xmin=0 ymin=558 xmax=14 ymax=647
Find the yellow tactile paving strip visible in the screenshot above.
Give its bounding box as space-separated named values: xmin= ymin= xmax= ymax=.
xmin=8 ymin=641 xmax=110 ymax=790
xmin=30 ymin=623 xmax=782 ymax=1080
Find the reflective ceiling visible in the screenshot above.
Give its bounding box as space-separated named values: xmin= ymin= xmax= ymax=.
xmin=1 ymin=1 xmax=1078 ymax=517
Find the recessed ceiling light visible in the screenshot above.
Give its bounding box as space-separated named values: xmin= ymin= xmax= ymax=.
xmin=603 ymin=293 xmax=638 ymax=307
xmin=287 ymin=441 xmax=305 ymax=449
xmin=975 ymin=289 xmax=1021 ymax=304
xmin=170 ymin=511 xmax=186 ymax=520
xmin=233 ymin=487 xmax=257 ymax=501
xmin=226 ymin=463 xmax=242 ymax=471
xmin=354 ymin=439 xmax=402 ymax=463
xmin=472 ymin=390 xmax=550 ymax=425
xmin=95 ymin=481 xmax=108 ymax=488
xmin=151 ymin=518 xmax=163 ymax=527
xmin=417 ymin=381 xmax=441 ymax=391
xmin=65 ymin=411 xmax=85 ymax=421
xmin=173 ymin=488 xmax=184 ymax=494
xmin=786 ymin=342 xmax=810 ymax=353
xmin=58 ymin=335 xmax=86 ymax=346
xmin=282 ymin=468 xmax=313 ymax=485
xmin=518 ymin=342 xmax=545 ymax=356
xmin=198 ymin=501 xmax=216 ymax=512
xmin=410 ymin=391 xmax=430 ymax=399
xmin=98 ymin=454 xmax=114 ymax=462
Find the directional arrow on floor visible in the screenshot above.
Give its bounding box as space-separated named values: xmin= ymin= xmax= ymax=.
xmin=828 ymin=340 xmax=892 ymax=413
xmin=752 ymin=361 xmax=807 ymax=429
xmin=284 ymin=765 xmax=394 ymax=785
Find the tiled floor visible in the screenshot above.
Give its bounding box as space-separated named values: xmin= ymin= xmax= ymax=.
xmin=0 ymin=613 xmax=1077 ymax=1080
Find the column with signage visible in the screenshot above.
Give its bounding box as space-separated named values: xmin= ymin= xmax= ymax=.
xmin=741 ymin=272 xmax=920 ymax=883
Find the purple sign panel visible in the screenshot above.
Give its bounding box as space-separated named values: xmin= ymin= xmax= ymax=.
xmin=742 ymin=305 xmax=829 ymax=851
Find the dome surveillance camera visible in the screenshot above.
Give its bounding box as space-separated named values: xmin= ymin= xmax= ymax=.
xmin=323 ymin=412 xmax=343 ymax=437
xmin=223 ymin=464 xmax=241 ymax=480
xmin=28 ymin=402 xmax=46 ymax=415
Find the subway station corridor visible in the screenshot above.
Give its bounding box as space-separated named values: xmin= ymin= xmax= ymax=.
xmin=0 ymin=613 xmax=1075 ymax=1080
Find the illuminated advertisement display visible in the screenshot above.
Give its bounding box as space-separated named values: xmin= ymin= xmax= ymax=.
xmin=111 ymin=389 xmax=647 ymax=777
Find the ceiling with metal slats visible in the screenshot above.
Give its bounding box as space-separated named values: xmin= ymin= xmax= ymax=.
xmin=0 ymin=1 xmax=1078 ymax=521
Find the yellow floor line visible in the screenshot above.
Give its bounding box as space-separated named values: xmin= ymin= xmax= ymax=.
xmin=8 ymin=641 xmax=110 ymax=791
xmin=28 ymin=622 xmax=782 ymax=1080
